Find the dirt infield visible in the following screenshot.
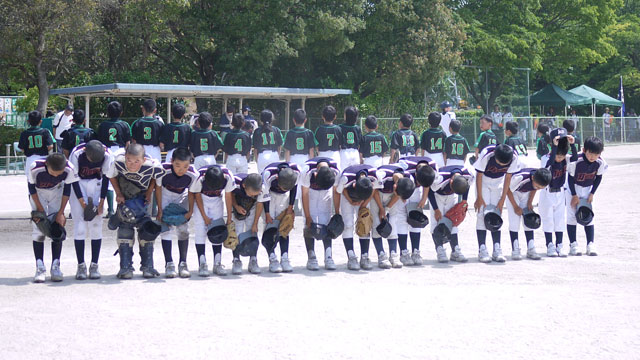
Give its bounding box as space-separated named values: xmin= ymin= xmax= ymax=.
xmin=1 ymin=145 xmax=639 ymax=359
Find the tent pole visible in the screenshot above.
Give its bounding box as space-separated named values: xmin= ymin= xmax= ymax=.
xmin=285 ymin=98 xmax=291 ymax=131
xmin=167 ymin=97 xmax=171 ymax=123
xmin=85 ymin=96 xmax=90 ymax=128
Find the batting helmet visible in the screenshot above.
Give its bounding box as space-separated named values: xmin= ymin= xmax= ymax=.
xmin=576 ymin=199 xmax=594 ymax=226
xmin=375 ymin=216 xmax=392 ymax=238
xmin=304 ymin=223 xmax=328 ymax=240
xmin=326 ymin=214 xmax=345 ymax=239
xmin=483 ymin=205 xmax=503 ymax=232
xmin=262 ymin=220 xmax=281 ymax=251
xmin=50 ymin=221 xmax=67 ymax=242
xmin=138 ymin=218 xmax=163 ymax=241
xmin=236 ymin=231 xmax=259 ymax=257
xmin=433 ymin=218 xmax=453 ymax=244
xmin=406 ymin=203 xmax=428 ymax=228
xmin=522 ymin=208 xmax=541 ymax=229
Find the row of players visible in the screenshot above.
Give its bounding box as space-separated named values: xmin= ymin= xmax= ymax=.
xmin=26 ymin=127 xmax=606 ymax=282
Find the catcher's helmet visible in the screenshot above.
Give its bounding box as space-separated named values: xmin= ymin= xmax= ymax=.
xmin=522 ymin=208 xmax=541 ymax=229
xmin=304 ymin=223 xmax=328 ymax=240
xmin=277 ymin=167 xmax=297 ymax=192
xmin=50 ymin=221 xmax=66 ymax=242
xmin=236 ymin=231 xmax=259 ymax=257
xmin=326 ymin=214 xmax=344 ymax=239
xmin=375 ymin=216 xmax=392 ymax=238
xmin=576 ymin=199 xmax=594 ymax=226
xmin=433 ymin=218 xmax=453 ymax=244
xmin=483 ymin=205 xmax=503 ymax=232
xmin=406 ymin=203 xmax=429 ymax=228
xmin=206 ymin=218 xmax=228 ymax=245
xmin=138 ymin=218 xmax=163 ymax=241
xmin=440 ymin=101 xmax=452 ymax=109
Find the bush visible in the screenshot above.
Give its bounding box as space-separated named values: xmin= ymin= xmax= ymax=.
xmin=0 ymin=126 xmax=23 ymax=154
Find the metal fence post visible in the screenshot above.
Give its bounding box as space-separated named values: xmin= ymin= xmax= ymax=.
xmin=5 ymin=144 xmax=11 ymax=175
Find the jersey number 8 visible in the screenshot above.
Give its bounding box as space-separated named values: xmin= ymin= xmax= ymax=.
xmin=296 ymin=138 xmax=305 ymax=151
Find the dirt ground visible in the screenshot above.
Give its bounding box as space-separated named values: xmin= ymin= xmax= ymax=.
xmin=1 ymin=145 xmax=639 ymax=360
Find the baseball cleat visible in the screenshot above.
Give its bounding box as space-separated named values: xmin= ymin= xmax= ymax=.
xmin=411 ymin=250 xmax=423 ymax=265
xmin=306 ymin=255 xmax=320 ymax=271
xmin=268 ymin=253 xmax=283 ymax=273
xmin=450 ymin=246 xmax=468 ymax=263
xmin=436 ymin=246 xmax=449 ymax=263
xmin=347 ymin=255 xmax=360 ymax=271
xmin=478 ymin=244 xmax=491 ymax=263
xmin=178 ymin=261 xmax=190 ymax=278
xmin=165 ymin=261 xmax=177 ymax=278
xmin=50 ymin=259 xmax=63 ymax=282
xmin=213 ymin=262 xmax=228 ymax=276
xmin=526 ymin=248 xmax=541 ymax=260
xmin=248 ymin=257 xmax=261 ymax=274
xmin=400 ymin=249 xmax=414 ymax=266
xmin=492 ymin=243 xmax=506 ymax=263
xmin=231 ymin=258 xmax=243 ymax=275
xmin=569 ymin=242 xmax=582 ymax=256
xmin=360 ymin=254 xmax=373 ymax=270
xmin=586 ymin=242 xmax=598 ymax=256
xmin=546 ymin=243 xmax=558 ymax=257
xmin=389 ymin=251 xmax=403 ymax=268
xmin=198 ymin=255 xmax=210 ymax=277
xmin=89 ymin=262 xmax=101 ymax=279
xmin=34 ymin=259 xmax=46 ymax=283
xmin=557 ymin=243 xmax=567 ymax=258
xmin=76 ymin=262 xmax=88 ymax=280
xmin=281 ymin=255 xmax=293 ymax=273
xmin=324 ymin=256 xmax=337 ymax=270
xmin=377 ymin=252 xmax=392 ymax=269
xmin=511 ymin=240 xmax=522 ymax=260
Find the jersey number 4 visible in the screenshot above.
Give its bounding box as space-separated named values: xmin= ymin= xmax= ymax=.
xmin=27 ymin=135 xmax=42 ymax=149
xmin=234 ymin=138 xmax=243 ymax=152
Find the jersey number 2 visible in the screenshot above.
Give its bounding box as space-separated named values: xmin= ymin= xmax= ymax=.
xmin=108 ymin=128 xmax=117 ymax=142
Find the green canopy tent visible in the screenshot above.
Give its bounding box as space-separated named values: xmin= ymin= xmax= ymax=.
xmin=569 ymin=85 xmax=623 ymax=141
xmin=528 ymin=84 xmax=591 ymax=107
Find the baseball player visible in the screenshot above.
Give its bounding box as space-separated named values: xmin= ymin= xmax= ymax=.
xmin=159 ymin=103 xmax=191 ymax=161
xmin=567 ymin=136 xmax=607 ymax=256
xmin=334 ymin=164 xmax=377 ymax=270
xmin=536 ymin=123 xmax=551 ymax=164
xmin=491 ymin=105 xmax=504 ymax=142
xmin=473 ymin=115 xmax=498 ymax=162
xmin=189 ymin=112 xmax=224 ymax=170
xmin=60 ymin=109 xmax=96 ymax=158
xmin=505 ymin=167 xmax=552 ymax=260
xmin=300 ymin=157 xmax=340 ymax=270
xmin=428 ymin=165 xmax=474 ymax=262
xmin=443 ymin=120 xmax=470 ymax=166
xmin=503 ymin=121 xmax=528 ymax=157
xmin=389 ymin=114 xmax=419 ymax=164
xmin=97 ymin=101 xmax=131 ymax=217
xmin=156 ymin=148 xmax=198 ymax=278
xmin=18 ymin=110 xmax=55 ymax=175
xmin=68 ymin=141 xmax=114 ymax=280
xmin=360 ymin=115 xmax=388 ymax=167
xmin=107 ymin=144 xmax=166 ymax=279
xmin=255 ymin=162 xmax=300 ymax=273
xmin=315 ymin=105 xmax=343 ymax=170
xmin=283 ymin=109 xmax=316 ymax=168
xmin=252 ymin=109 xmax=284 ymax=173
xmin=228 ymin=173 xmax=263 ymax=275
xmin=339 ymin=106 xmax=363 ymax=169
xmin=29 ymin=153 xmax=79 ymax=282
xmin=420 ymin=112 xmax=447 ymax=167
xmin=439 ymin=101 xmax=456 ymax=137
xmin=397 ymin=156 xmax=439 ymax=265
xmin=540 ymin=129 xmax=578 ymax=257
xmin=563 ymin=119 xmax=581 ymax=156
xmin=370 ymin=164 xmax=416 ymax=268
xmin=473 ymin=144 xmax=520 ymax=263
xmin=222 ymin=114 xmax=252 ymax=174
xmin=131 ymin=99 xmax=164 ymax=161
xmin=190 ymin=164 xmax=235 ymax=276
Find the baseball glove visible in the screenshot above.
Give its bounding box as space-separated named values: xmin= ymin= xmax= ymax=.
xmin=83 ymin=197 xmax=98 ymax=222
xmin=276 ymin=211 xmax=294 ymax=237
xmin=356 ymin=207 xmax=373 ymax=237
xmin=161 ymin=203 xmax=188 ymax=226
xmin=31 ymin=211 xmax=51 ymax=238
xmin=118 ymin=177 xmax=142 ymax=200
xmin=445 ymin=201 xmax=468 ymax=227
xmin=233 ymin=195 xmax=256 ymax=220
xmin=224 ymin=222 xmax=239 ymax=250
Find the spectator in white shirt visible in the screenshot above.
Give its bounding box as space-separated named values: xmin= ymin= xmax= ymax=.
xmin=52 ymin=104 xmax=73 ymax=152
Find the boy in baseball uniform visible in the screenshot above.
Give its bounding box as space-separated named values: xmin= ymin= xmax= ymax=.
xmin=360 ymin=115 xmax=388 ymax=167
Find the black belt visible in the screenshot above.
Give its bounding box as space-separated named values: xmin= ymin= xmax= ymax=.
xmin=548 ymin=187 xmax=562 ymax=193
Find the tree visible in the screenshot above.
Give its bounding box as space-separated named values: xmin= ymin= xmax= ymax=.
xmin=0 ymin=0 xmax=94 ymax=112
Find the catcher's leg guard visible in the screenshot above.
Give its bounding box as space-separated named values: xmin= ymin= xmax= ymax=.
xmin=140 ymin=241 xmax=159 ymax=278
xmin=116 ymin=242 xmax=133 ymax=279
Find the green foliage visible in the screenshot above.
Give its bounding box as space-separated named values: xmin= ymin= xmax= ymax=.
xmin=14 ymin=87 xmax=65 ymax=113
xmin=0 ymin=126 xmax=23 ymax=152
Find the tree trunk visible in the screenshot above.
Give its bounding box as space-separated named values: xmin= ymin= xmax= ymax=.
xmin=34 ymin=34 xmax=49 ymax=114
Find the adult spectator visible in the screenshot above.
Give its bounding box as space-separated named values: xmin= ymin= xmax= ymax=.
xmin=490 ymin=104 xmax=503 ymax=142
xmin=603 ymin=107 xmax=612 ymax=142
xmin=219 ymin=105 xmax=234 ymax=133
xmin=439 ymin=101 xmax=456 ymax=137
xmin=242 ymin=105 xmax=258 ymax=133
xmin=52 ymin=104 xmax=74 ymax=152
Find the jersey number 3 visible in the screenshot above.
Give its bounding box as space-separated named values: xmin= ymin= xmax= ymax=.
xmin=143 ymin=127 xmax=152 ymax=140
